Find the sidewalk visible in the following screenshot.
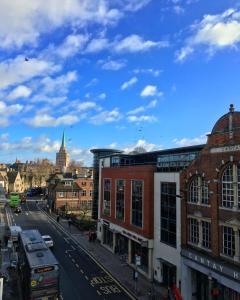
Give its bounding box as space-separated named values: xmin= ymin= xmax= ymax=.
xmin=50 ymin=212 xmax=168 ymax=300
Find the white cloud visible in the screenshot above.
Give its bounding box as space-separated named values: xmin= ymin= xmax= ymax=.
xmin=24 ymin=113 xmax=79 ymax=127
xmin=31 ymin=95 xmax=67 ymax=106
xmin=127 ymin=115 xmax=157 ymax=123
xmin=121 ymin=77 xmax=138 ymax=90
xmin=0 ymin=133 xmax=9 ymax=141
xmin=98 ymin=93 xmax=106 ymax=100
xmin=76 ymin=101 xmax=97 ymax=111
xmin=176 ymin=8 xmax=240 ymax=61
xmin=173 ymin=134 xmax=207 ymax=146
xmin=140 ymin=85 xmax=163 ymax=97
xmin=90 ymin=108 xmax=122 ymax=125
xmin=85 ymin=78 xmax=98 ymax=87
xmin=0 ymin=101 xmax=23 ymax=126
xmin=0 ymin=55 xmax=60 ymax=90
xmin=40 ymin=71 xmax=77 ymax=94
xmin=7 ymin=85 xmax=32 ymax=100
xmin=100 ymin=59 xmax=126 ymax=70
xmin=123 ymin=139 xmax=158 ymax=153
xmin=133 ymin=68 xmax=161 ymax=77
xmin=114 ymin=34 xmax=169 ymax=53
xmin=147 ymin=100 xmax=158 ymax=108
xmin=122 ymin=0 xmax=151 ymax=12
xmin=85 ymin=38 xmax=109 ymax=53
xmin=0 ymin=0 xmax=123 ymax=49
xmin=173 ymin=6 xmax=185 ymax=15
xmin=127 ymin=106 xmax=145 ymax=115
xmin=56 ymin=34 xmax=89 ymax=58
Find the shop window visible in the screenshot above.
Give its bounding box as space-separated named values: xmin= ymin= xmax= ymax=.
xmin=131 ymin=240 xmax=148 ymax=272
xmin=189 ymin=218 xmax=199 ymax=244
xmin=58 ymin=192 xmax=64 ymax=198
xmin=116 ymin=179 xmax=125 ymax=220
xmin=161 ymin=182 xmax=176 ymax=247
xmin=202 ymin=221 xmax=211 ymax=249
xmin=103 ymin=179 xmax=111 ymax=216
xmin=131 ymin=180 xmax=143 ymax=228
xmin=189 ymin=177 xmax=209 ymax=205
xmin=223 ymin=226 xmax=235 ymax=257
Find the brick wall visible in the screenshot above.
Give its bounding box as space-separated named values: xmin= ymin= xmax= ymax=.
xmin=100 ymin=165 xmax=156 ymax=239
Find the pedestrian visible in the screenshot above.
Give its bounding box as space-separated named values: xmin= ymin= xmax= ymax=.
xmin=57 ymin=215 xmax=60 ymax=223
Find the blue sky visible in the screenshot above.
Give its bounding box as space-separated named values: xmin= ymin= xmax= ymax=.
xmin=0 ymin=0 xmax=239 ymax=165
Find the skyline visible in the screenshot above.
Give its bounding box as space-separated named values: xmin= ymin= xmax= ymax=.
xmin=0 ymin=0 xmax=239 ymax=165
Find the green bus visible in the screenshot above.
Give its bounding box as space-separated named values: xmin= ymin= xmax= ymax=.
xmin=9 ymin=192 xmax=20 ymax=208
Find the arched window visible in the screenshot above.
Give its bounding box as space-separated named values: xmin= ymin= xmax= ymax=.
xmin=222 ymin=164 xmax=240 ymax=208
xmin=189 ymin=176 xmax=209 ymax=205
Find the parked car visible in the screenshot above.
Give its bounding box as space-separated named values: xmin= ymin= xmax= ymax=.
xmin=42 ymin=235 xmax=54 ymax=248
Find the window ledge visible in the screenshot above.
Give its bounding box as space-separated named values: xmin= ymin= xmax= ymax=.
xmin=187 ymin=202 xmax=210 ymax=207
xmin=219 ymin=206 xmax=240 ymax=212
xmin=187 ymin=242 xmax=212 ymax=253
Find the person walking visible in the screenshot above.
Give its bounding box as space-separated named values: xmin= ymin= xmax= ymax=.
xmin=57 ymin=215 xmax=60 ymax=223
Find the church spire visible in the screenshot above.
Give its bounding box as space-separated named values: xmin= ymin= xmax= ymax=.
xmin=61 ymin=131 xmax=66 ymax=149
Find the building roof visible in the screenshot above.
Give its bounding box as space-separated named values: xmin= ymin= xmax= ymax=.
xmin=211 ymin=104 xmax=240 ymax=134
xmin=7 ymin=171 xmax=19 ymax=184
xmin=54 ymin=181 xmax=81 ymax=191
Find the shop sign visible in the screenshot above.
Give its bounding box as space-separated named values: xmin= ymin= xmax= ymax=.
xmin=210 ymin=144 xmax=240 ymax=153
xmin=182 ymin=249 xmax=240 ymax=282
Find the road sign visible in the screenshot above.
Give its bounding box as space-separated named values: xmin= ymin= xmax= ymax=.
xmin=135 ymin=255 xmax=141 ymax=266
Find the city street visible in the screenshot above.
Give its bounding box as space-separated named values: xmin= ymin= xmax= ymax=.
xmin=5 ymin=200 xmax=134 ymax=300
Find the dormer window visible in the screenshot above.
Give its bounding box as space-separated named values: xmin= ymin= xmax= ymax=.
xmin=64 ymin=181 xmax=72 ymax=186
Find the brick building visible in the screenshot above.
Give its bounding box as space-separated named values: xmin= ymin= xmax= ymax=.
xmin=96 ymin=146 xmax=203 ymax=282
xmin=181 ymin=105 xmax=240 ymax=299
xmin=75 ymin=176 xmax=93 ymax=211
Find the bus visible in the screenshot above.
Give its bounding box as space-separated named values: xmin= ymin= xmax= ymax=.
xmin=9 ymin=192 xmax=20 ymax=208
xmin=18 ymin=229 xmax=60 ymax=300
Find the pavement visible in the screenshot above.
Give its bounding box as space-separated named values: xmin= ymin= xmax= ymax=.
xmin=45 ymin=209 xmax=169 ymax=300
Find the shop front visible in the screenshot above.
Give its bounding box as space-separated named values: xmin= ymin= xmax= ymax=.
xmin=181 ymin=249 xmax=240 ymax=300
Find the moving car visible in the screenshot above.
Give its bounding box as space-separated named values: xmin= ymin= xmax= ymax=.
xmin=42 ymin=235 xmax=54 ymax=248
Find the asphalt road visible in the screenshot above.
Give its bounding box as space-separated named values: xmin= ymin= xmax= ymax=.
xmin=7 ymin=200 xmax=133 ymax=300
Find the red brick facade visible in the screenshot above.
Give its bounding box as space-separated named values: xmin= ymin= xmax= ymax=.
xmin=100 ymin=165 xmax=156 ymax=239
xmin=181 ymin=105 xmax=240 ymax=260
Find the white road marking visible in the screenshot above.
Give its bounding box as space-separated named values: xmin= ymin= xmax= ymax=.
xmin=72 ymin=258 xmax=75 ymax=263
xmin=71 ymin=245 xmax=76 ymax=250
xmin=97 ymin=290 xmax=102 ymax=296
xmin=39 ymin=208 xmax=136 ymax=300
xmin=85 ymin=275 xmax=89 ymax=280
xmin=76 ymin=264 xmax=79 ymax=268
xmin=80 ymin=269 xmax=84 ymax=274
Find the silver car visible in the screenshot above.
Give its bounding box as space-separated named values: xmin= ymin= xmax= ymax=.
xmin=42 ymin=235 xmax=54 ymax=248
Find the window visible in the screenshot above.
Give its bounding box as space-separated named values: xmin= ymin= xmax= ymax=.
xmin=189 ymin=218 xmax=199 ymax=244
xmin=189 ymin=178 xmax=198 ymax=203
xmin=116 ymin=180 xmax=125 ymax=220
xmin=103 ymin=179 xmax=111 ymax=216
xmin=222 ymin=164 xmax=240 ymax=208
xmin=202 ymin=221 xmax=211 ymax=248
xmin=89 ymin=190 xmax=92 ymax=197
xmin=189 ymin=177 xmax=209 ymax=205
xmin=58 ymin=192 xmax=64 ymax=198
xmin=161 ymin=182 xmax=176 ymax=247
xmin=131 ymin=180 xmax=143 ymax=227
xmin=64 ymin=181 xmax=72 ymax=186
xmin=81 ymin=190 xmax=86 ymax=196
xmin=81 ymin=182 xmax=86 ymax=186
xmin=72 ymin=191 xmax=77 ymax=197
xmin=223 ymin=226 xmax=235 ymax=257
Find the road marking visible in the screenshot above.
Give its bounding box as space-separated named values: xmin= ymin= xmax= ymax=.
xmin=64 ymin=238 xmax=70 ymax=244
xmin=80 ymin=269 xmax=84 ymax=274
xmin=71 ymin=245 xmax=76 ymax=250
xmin=76 ymin=264 xmax=79 ymax=268
xmin=72 ymin=258 xmax=75 ymax=263
xmin=85 ymin=275 xmax=89 ymax=280
xmin=97 ymin=290 xmax=102 ymax=296
xmin=39 ymin=208 xmax=136 ymax=300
